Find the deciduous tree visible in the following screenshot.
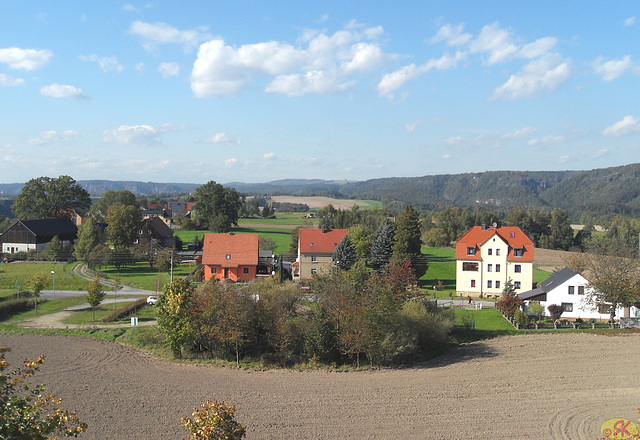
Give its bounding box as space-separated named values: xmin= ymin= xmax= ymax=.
xmin=90 ymin=189 xmax=138 ymax=222
xmin=181 ymin=400 xmax=245 ymax=440
xmin=86 ymin=276 xmax=106 ymax=321
xmin=106 ymin=203 xmax=142 ymax=249
xmin=12 ymin=175 xmax=91 ymax=220
xmin=27 ymin=273 xmax=47 ymax=312
xmin=74 ymin=217 xmax=101 ymax=261
xmin=193 ymin=181 xmax=242 ymax=232
xmin=156 ymin=278 xmax=195 ymax=358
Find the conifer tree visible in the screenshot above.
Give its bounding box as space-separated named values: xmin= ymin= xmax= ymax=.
xmin=370 ymin=218 xmax=396 ymax=270
xmin=333 ymin=234 xmax=357 ymax=270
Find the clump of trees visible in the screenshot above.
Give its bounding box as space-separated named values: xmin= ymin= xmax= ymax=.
xmin=157 ymin=261 xmax=453 ymax=367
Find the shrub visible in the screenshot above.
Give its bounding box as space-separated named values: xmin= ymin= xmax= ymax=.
xmin=496 ymin=295 xmax=524 ymax=318
xmin=547 ymin=304 xmax=564 ymax=321
xmin=182 ymin=400 xmax=245 ymax=440
xmin=102 ymin=298 xmax=148 ymax=323
xmin=513 ymin=308 xmax=528 ymax=327
xmin=0 ymin=298 xmax=31 ymax=320
xmin=460 ymin=312 xmax=475 ymax=331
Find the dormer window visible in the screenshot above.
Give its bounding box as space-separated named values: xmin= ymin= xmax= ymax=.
xmin=226 ymin=254 xmax=231 ymax=260
xmin=513 ymin=248 xmax=524 ymax=257
xmin=467 ymin=247 xmax=476 ymax=256
xmin=310 ymin=242 xmax=314 ymax=246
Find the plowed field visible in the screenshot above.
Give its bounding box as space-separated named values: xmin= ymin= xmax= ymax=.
xmin=2 ymin=332 xmax=637 ymax=439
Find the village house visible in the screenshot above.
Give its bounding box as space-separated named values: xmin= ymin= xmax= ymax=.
xmin=456 ymin=224 xmax=534 ymax=298
xmin=202 ymin=233 xmax=260 ymax=282
xmin=135 ymin=217 xmax=180 ymax=249
xmin=295 ymin=228 xmax=348 ymax=281
xmin=1 ymin=218 xmax=78 ymax=254
xmin=519 ymin=266 xmax=639 ymax=321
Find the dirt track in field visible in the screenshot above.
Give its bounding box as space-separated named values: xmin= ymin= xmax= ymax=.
xmin=2 ymin=332 xmax=637 ymax=439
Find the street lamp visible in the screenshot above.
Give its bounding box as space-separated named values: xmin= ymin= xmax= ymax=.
xmin=51 ymin=270 xmax=55 ymax=299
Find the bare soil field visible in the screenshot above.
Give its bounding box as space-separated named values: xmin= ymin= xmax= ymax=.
xmin=271 ymin=195 xmax=372 ymax=210
xmin=2 ymin=332 xmax=638 ymax=439
xmin=534 ymin=248 xmax=579 ymax=272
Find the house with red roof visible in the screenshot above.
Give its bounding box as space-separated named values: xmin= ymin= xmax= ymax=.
xmin=455 ymin=225 xmax=534 ymax=298
xmin=296 ymin=228 xmax=348 ymax=281
xmin=202 ymin=233 xmax=259 ymax=282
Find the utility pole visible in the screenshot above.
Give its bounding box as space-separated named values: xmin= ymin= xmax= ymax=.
xmin=170 ymin=250 xmax=174 ymax=283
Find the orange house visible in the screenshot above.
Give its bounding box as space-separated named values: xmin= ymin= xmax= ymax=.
xmin=202 ymin=233 xmax=259 ymax=282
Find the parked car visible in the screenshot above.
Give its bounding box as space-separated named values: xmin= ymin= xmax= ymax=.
xmin=146 ymin=295 xmax=158 ymax=305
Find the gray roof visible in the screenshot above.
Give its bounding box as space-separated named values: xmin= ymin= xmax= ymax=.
xmin=518 ymin=266 xmax=579 ymax=300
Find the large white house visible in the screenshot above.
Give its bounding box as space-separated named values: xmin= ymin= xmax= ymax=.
xmin=456 ymin=225 xmax=534 ymax=297
xmin=518 ymin=266 xmax=638 ymax=321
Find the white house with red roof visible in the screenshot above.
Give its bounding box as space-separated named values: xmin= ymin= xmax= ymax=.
xmin=455 ymin=224 xmax=535 ymax=298
xmin=202 ymin=233 xmax=259 ymax=282
xmin=296 ymin=228 xmax=348 ymax=281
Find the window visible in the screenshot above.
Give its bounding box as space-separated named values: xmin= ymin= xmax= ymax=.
xmin=514 ymin=264 xmax=521 ymax=273
xmin=226 ymin=254 xmax=231 ymax=260
xmin=467 ymin=247 xmax=476 ymax=256
xmin=138 ymin=230 xmax=143 ymax=234
xmin=510 ymin=232 xmax=515 ymax=238
xmin=487 ymin=248 xmax=493 ymax=256
xmin=487 ymin=280 xmax=492 ymax=288
xmin=568 ymin=286 xmax=575 ymax=295
xmin=495 ymin=280 xmax=501 ymax=289
xmin=462 ymin=262 xmax=479 ymax=271
xmin=562 ymin=303 xmax=573 ymax=312
xmin=211 ymin=267 xmax=217 ymax=274
xmin=487 ymin=264 xmax=493 ymax=272
xmin=311 ymin=256 xmax=317 ymax=262
xmin=513 ymin=248 xmax=524 ymax=257
xmin=311 ymin=268 xmax=317 ymax=275
xmin=471 ymin=280 xmax=476 ymax=288
xmin=496 ymin=249 xmax=501 ymax=256
xmin=148 ymin=230 xmax=152 ymax=234
xmin=514 ymin=281 xmax=521 ymax=289
xmin=578 ymin=286 xmax=585 ymax=295
xmin=495 ymin=264 xmax=501 ymax=273
xmin=243 ymin=267 xmax=249 ymax=274
xmin=133 ymin=239 xmax=139 ymax=244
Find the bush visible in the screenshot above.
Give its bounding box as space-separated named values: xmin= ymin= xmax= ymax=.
xmin=460 ymin=312 xmax=475 ymax=331
xmin=102 ymin=298 xmax=148 ymax=323
xmin=182 ymin=400 xmax=245 ymax=440
xmin=547 ymin=304 xmax=564 ymax=321
xmin=0 ymin=298 xmax=31 ymax=320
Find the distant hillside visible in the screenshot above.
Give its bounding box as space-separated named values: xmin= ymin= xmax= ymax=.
xmin=0 ymin=164 xmax=639 ymax=219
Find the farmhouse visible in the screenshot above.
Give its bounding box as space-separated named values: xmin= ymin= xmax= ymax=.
xmin=519 ymin=266 xmax=639 ymax=321
xmin=1 ymin=218 xmax=78 ymax=254
xmin=135 ymin=217 xmax=179 ymax=249
xmin=202 ymin=233 xmax=260 ymax=282
xmin=295 ymin=228 xmax=348 ymax=281
xmin=456 ymin=224 xmax=534 ymax=298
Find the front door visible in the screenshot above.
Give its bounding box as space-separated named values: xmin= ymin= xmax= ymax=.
xmin=224 ymin=268 xmax=229 ymax=279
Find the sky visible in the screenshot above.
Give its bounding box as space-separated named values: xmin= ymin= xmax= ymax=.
xmin=1 ymin=1 xmax=640 ymax=185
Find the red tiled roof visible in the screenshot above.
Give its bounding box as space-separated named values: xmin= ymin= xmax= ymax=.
xmin=299 ymin=228 xmax=348 ymax=254
xmin=455 ymin=225 xmax=534 ymax=262
xmin=202 ymin=233 xmax=259 ymax=267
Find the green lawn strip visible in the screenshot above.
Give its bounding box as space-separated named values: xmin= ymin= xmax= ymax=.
xmin=98 ymin=262 xmax=194 ymax=291
xmin=176 ymin=226 xmax=294 ymax=254
xmin=420 ymin=246 xmax=456 ymax=294
xmin=238 ymin=217 xmax=315 ymax=226
xmin=0 ymin=262 xmax=87 ymax=290
xmin=2 ymin=296 xmax=88 ymax=324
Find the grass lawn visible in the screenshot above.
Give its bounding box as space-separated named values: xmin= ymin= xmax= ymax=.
xmin=175 ymin=227 xmax=294 ymax=254
xmin=98 ymin=261 xmax=195 ymax=292
xmin=452 ymin=307 xmax=518 ymax=341
xmin=63 ymin=300 xmax=155 ymax=325
xmin=0 ymin=262 xmax=88 ymax=291
xmin=238 ymin=215 xmax=316 ymax=226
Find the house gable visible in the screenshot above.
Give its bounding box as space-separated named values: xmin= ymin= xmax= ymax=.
xmin=202 ymin=233 xmax=259 ymax=282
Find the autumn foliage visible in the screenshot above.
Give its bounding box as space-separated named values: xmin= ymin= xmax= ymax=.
xmin=182 ymin=400 xmax=246 ymax=440
xmin=0 ymin=347 xmax=87 ymax=439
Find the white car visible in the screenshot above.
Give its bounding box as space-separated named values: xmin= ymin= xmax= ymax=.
xmin=146 ymin=295 xmax=158 ymax=305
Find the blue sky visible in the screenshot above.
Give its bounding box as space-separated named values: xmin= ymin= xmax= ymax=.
xmin=1 ymin=1 xmax=640 ymax=185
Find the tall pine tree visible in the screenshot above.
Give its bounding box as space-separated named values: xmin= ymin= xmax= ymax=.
xmin=393 ymin=205 xmax=428 ymax=279
xmin=333 ymin=234 xmax=357 ymax=270
xmin=370 ymin=218 xmax=396 ymax=270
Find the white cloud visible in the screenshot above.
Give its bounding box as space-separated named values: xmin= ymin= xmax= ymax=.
xmin=79 ymin=54 xmax=124 ymax=72
xmin=135 ymin=62 xmax=145 ymax=74
xmin=469 ymin=22 xmax=519 ymax=65
xmin=377 ymin=52 xmax=463 ymax=99
xmin=203 ymin=132 xmax=241 ymax=145
xmin=625 ymin=16 xmax=636 ymax=26
xmin=225 ymin=158 xmax=238 ymax=167
xmin=603 ymin=115 xmax=640 ymax=136
xmin=492 ymin=53 xmax=573 ymax=100
xmin=503 ymin=127 xmax=536 ymax=139
xmin=129 ymin=21 xmax=210 ymax=53
xmin=263 ymin=152 xmax=276 ymax=159
xmin=191 ymin=22 xmax=390 ymax=98
xmin=441 ymin=154 xmax=453 ymax=159
xmin=0 ymin=73 xmax=24 ymax=86
xmin=158 ymin=62 xmax=180 ymax=78
xmin=527 ymin=135 xmax=565 ymax=146
xmin=40 ymin=83 xmax=89 ymax=100
xmin=29 ymin=130 xmax=81 ymax=146
xmin=592 ymin=55 xmax=636 ymax=81
xmin=122 ymin=4 xmax=139 ymax=12
xmin=558 ymin=155 xmax=570 ymax=164
xmin=102 ymin=124 xmax=163 ymax=146
xmin=430 ymin=23 xmax=472 ymax=46
xmin=594 ymin=148 xmax=608 ymax=158
xmin=0 ymin=47 xmax=53 ymax=70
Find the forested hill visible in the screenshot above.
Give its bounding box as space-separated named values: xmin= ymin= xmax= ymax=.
xmin=1 ymin=164 xmax=639 ymax=216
